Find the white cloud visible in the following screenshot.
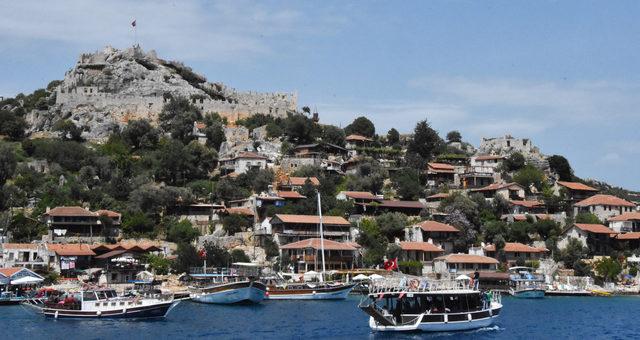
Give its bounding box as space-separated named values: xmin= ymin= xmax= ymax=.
xmin=0 ymin=1 xmax=333 ymax=61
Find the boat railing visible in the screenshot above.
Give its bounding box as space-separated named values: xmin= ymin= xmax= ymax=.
xmin=368 ymin=277 xmax=470 ymax=294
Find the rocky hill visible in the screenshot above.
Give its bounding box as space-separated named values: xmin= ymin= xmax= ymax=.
xmin=26 ymin=45 xmax=297 ymax=140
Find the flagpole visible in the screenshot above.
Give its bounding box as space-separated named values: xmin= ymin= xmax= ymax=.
xmin=317 ymin=191 xmax=326 ymax=283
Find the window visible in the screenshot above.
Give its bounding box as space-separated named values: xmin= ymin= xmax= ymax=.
xmin=83 ymin=292 xmax=97 ymax=301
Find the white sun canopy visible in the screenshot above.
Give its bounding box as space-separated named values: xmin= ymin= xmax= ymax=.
xmin=11 ymin=276 xmax=44 ymax=285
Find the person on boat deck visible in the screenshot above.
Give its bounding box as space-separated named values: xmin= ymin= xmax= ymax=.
xmin=473 ymin=271 xmax=480 ymax=290
xmin=399 ymin=276 xmax=407 ymax=288
xmin=419 ymin=278 xmax=428 ymax=289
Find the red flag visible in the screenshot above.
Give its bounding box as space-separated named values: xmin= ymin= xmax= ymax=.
xmin=198 ymin=248 xmax=207 ymax=259
xmin=383 ymin=258 xmax=398 ymax=271
xmin=131 ymin=20 xmax=137 ymax=27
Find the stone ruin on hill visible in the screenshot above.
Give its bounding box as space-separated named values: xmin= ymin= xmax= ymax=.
xmin=26 ymin=45 xmax=297 ymax=140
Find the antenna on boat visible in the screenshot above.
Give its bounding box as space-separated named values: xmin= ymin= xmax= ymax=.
xmin=317 ymin=191 xmax=326 ymax=283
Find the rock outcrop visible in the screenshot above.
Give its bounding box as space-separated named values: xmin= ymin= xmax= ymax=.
xmin=26 ymin=45 xmax=297 ymax=140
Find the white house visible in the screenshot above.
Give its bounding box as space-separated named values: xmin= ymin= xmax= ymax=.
xmin=557 ymin=223 xmax=616 ymax=254
xmin=608 ymin=212 xmax=640 ymax=233
xmin=573 ymin=194 xmax=636 ymax=222
xmin=219 ymin=151 xmax=268 ymax=175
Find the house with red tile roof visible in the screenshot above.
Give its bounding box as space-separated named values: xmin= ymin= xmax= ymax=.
xmin=397 ymin=241 xmax=444 ymax=273
xmin=43 ymin=206 xmax=121 ymax=242
xmin=425 ymin=192 xmax=450 ymax=212
xmin=354 ymin=199 xmax=425 ymax=216
xmin=336 ymin=191 xmax=379 ymax=203
xmin=558 ymin=223 xmax=617 ymax=255
xmin=409 ymin=220 xmax=460 ymax=254
xmin=0 ymin=243 xmax=50 ymax=270
xmin=608 ymin=212 xmax=640 ymax=233
xmin=433 ymin=253 xmax=499 ymax=274
xmin=471 ymin=182 xmax=525 ymax=201
xmin=573 ymin=194 xmax=636 ymax=222
xmin=426 ymin=162 xmax=456 ymax=187
xmin=219 ymin=151 xmax=267 ymax=175
xmin=483 ymin=242 xmax=549 ymax=265
xmin=554 ymin=181 xmax=598 ymax=204
xmin=0 ymin=267 xmax=43 ymax=287
xmin=345 ymin=134 xmax=373 ymax=150
xmin=266 ymin=214 xmax=352 ymax=245
xmin=280 ymin=238 xmax=359 ymax=272
xmin=509 ymin=200 xmax=546 ymax=214
xmin=278 ymin=176 xmax=320 ymax=191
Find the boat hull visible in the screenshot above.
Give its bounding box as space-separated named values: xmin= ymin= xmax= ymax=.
xmin=512 ymin=289 xmax=545 ymax=299
xmin=266 ymin=284 xmax=355 ymax=300
xmin=42 ymin=300 xmax=179 ymax=319
xmin=369 ymin=306 xmax=502 ymax=332
xmin=191 ymin=281 xmax=266 ymax=304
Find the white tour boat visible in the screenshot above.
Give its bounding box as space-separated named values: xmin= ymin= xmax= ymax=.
xmin=359 ymin=277 xmax=502 ymax=332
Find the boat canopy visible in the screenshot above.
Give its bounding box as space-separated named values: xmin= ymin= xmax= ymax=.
xmin=10 ymin=276 xmax=44 ymax=285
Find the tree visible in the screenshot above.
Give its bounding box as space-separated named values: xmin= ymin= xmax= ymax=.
xmin=507 ymin=221 xmax=533 ymax=243
xmin=203 ymin=241 xmax=231 ymax=267
xmin=345 ymin=160 xmax=387 ymax=194
xmin=482 ymin=220 xmax=508 ymax=244
xmin=387 ymin=128 xmax=400 ymax=146
xmin=513 ymin=165 xmax=546 ymax=193
xmin=154 ymin=139 xmax=195 ymax=184
xmin=533 ymin=219 xmax=561 ymax=241
xmin=575 ymin=212 xmax=602 ymax=224
xmin=556 ymin=238 xmax=588 ymax=269
xmin=158 ymin=97 xmax=202 ymax=144
xmin=446 ymin=130 xmax=462 ymax=143
xmin=122 ymin=119 xmax=159 ymax=150
xmin=0 ymin=110 xmax=28 ymax=140
xmin=230 ymin=249 xmax=250 ymax=263
xmin=504 ymin=152 xmax=526 ymax=172
xmin=53 ymin=119 xmax=83 ymax=142
xmin=144 ymin=253 xmax=172 ymax=275
xmin=0 ymin=144 xmax=17 ymax=186
xmin=321 ymin=125 xmax=346 ymax=147
xmin=8 ymin=212 xmax=47 ymax=242
xmin=357 ymin=219 xmax=388 ymax=267
xmin=121 ymin=211 xmax=156 ymax=237
xmin=214 ymin=178 xmax=251 ymax=203
xmin=548 ymin=155 xmax=573 ymax=181
xmin=184 ymin=141 xmax=217 ymax=179
xmin=444 ymin=210 xmax=478 ymax=251
xmin=165 ymin=218 xmax=200 ymax=244
xmin=344 ymin=116 xmax=375 ymax=138
xmin=376 ymin=212 xmax=408 ymax=241
xmin=391 ymin=168 xmax=422 ymax=200
xmin=204 ymin=122 xmax=226 ymax=150
xmin=594 ymin=257 xmax=622 ymax=282
xmin=407 ymin=120 xmax=443 ymax=167
xmin=222 ymin=214 xmax=252 ymax=235
xmin=284 ymin=113 xmax=319 ymax=144
xmin=174 ymin=242 xmax=200 ymax=274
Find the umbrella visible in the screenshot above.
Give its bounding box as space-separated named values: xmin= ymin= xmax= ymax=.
xmin=368 ymin=274 xmax=384 ymax=280
xmin=455 ymin=274 xmax=471 ymax=281
xmin=353 ymin=274 xmax=369 ymax=281
xmin=11 ymin=276 xmax=44 ymax=285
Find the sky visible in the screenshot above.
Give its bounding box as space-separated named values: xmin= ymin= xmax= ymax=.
xmin=1 ymin=1 xmax=639 ymax=190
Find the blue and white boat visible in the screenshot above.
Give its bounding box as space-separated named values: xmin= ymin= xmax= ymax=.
xmin=189 ymin=263 xmax=266 ymax=304
xmin=509 ymin=266 xmax=546 ymax=299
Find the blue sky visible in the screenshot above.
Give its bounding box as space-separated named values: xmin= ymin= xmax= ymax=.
xmin=1 ymin=1 xmax=639 ymax=190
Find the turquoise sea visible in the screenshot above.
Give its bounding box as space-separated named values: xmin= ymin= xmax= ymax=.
xmin=1 ymin=295 xmax=638 ymax=339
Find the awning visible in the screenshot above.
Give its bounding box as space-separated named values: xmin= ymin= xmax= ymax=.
xmin=95 ymin=249 xmax=127 ymax=259
xmin=11 ymin=276 xmax=44 ymax=285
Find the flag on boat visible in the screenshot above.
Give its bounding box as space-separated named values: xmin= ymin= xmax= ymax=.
xmin=131 ymin=20 xmax=137 ymax=27
xmin=198 ymin=248 xmax=207 ymax=259
xmin=383 ymin=258 xmax=398 ymax=271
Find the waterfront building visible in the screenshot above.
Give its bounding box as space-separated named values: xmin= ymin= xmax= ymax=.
xmin=261 ymin=214 xmax=352 ymax=245
xmin=557 ymin=223 xmax=617 ymax=254
xmin=397 ymin=241 xmax=443 ymax=273
xmin=42 ymin=206 xmax=121 ymax=243
xmin=279 ymin=238 xmax=359 ymax=272
xmin=408 ymin=220 xmax=460 ymax=254
xmin=483 ymin=242 xmax=548 ymax=266
xmin=433 ymin=253 xmax=499 ymax=275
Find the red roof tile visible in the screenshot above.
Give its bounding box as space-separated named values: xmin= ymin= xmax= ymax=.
xmin=272 ymin=214 xmax=350 ymax=226
xmin=575 ymin=194 xmax=635 ymax=208
xmin=1 ymin=243 xmax=38 ymax=250
xmin=557 ymin=181 xmax=598 ymax=192
xmin=342 ymin=191 xmax=378 ymax=200
xmin=415 ymin=220 xmax=459 ymax=233
xmin=95 ymin=209 xmax=121 ymax=218
xmin=573 ymin=223 xmax=617 ymax=234
xmin=47 ymin=243 xmax=96 ymax=256
xmin=285 ymin=177 xmax=320 ymax=186
xmin=225 ymin=207 xmax=254 ymax=216
xmin=427 ymin=193 xmax=450 ymax=200
xmin=0 ymin=267 xmax=22 ymax=277
xmin=370 ymin=200 xmax=425 ymax=209
xmin=276 ymin=191 xmax=307 ymax=199
xmin=399 ymin=242 xmax=443 ymax=252
xmin=45 ymin=206 xmax=96 ymax=217
xmin=434 ymin=253 xmax=499 ymax=264
xmin=345 ymin=134 xmax=373 ymax=142
xmin=484 ymin=242 xmax=548 ymax=253
xmin=471 ymin=182 xmax=524 ymax=192
xmin=235 ymin=152 xmax=267 ymax=160
xmin=427 ymin=162 xmax=455 ymax=173
xmin=280 ymin=238 xmax=357 ymax=251
xmin=609 ymin=212 xmax=640 ymax=222
xmin=616 ymin=232 xmax=640 ymax=240
xmin=510 ymin=200 xmax=544 ymax=208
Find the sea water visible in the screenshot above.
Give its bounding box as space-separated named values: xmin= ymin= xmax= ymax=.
xmin=2 ymin=296 xmax=639 ymax=339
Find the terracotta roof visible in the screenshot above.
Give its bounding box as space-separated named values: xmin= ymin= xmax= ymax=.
xmin=427 ymin=162 xmax=455 ymax=173
xmin=286 ymin=177 xmax=320 ymax=186
xmin=225 ymin=207 xmax=254 ymax=216
xmin=47 ymin=244 xmax=96 ymax=256
xmin=272 ymin=214 xmax=350 ymax=226
xmin=276 ymin=191 xmax=307 ymax=199
xmin=1 ymin=243 xmax=38 ymax=250
xmin=399 ymin=242 xmax=443 ymax=252
xmin=609 ymin=212 xmax=640 ymax=222
xmin=535 ymin=214 xmax=551 ymax=220
xmin=345 ymin=134 xmax=373 ymax=142
xmin=415 ymin=221 xmax=459 ymax=233
xmin=221 ymin=172 xmax=240 ymax=179
xmin=471 ymin=182 xmax=524 ymax=192
xmin=44 ymin=206 xmax=96 ymax=217
xmin=345 ymin=241 xmax=362 ymax=249
xmin=366 ymin=200 xmax=425 ymax=209
xmin=510 ymin=200 xmax=544 ymax=208
xmin=235 ymin=152 xmax=267 ymax=160
xmin=575 ymin=194 xmax=636 ymax=208
xmin=195 ymin=121 xmax=206 ymax=130
xmin=0 ymin=267 xmax=23 ymax=277
xmin=95 ymin=209 xmax=121 ymax=218
xmin=434 ymin=253 xmax=499 ymax=264
xmin=94 ymin=249 xmax=127 ymax=259
xmin=484 ymin=242 xmax=548 ymax=253
xmin=616 ymin=232 xmax=640 ymax=240
xmin=557 ymin=181 xmax=598 ymax=192
xmin=426 ymin=193 xmax=450 ymax=200
xmin=474 ymin=155 xmax=504 ymax=161
xmin=280 ymin=238 xmax=357 ymax=251
xmin=573 ymin=223 xmax=617 ymax=235
xmin=342 ymin=191 xmax=378 ymax=200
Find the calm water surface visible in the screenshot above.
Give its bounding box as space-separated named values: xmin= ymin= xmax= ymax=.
xmin=1 ymin=296 xmax=638 ymax=339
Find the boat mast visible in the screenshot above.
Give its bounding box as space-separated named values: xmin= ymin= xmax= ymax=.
xmin=317 ymin=192 xmax=326 ymax=283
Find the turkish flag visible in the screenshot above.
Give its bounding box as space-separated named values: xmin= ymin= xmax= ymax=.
xmin=384 ymin=258 xmax=398 ymax=271
xmin=198 ymin=248 xmax=207 ymax=259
